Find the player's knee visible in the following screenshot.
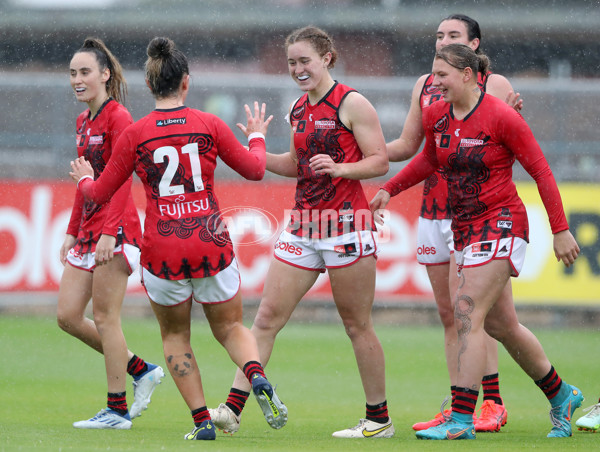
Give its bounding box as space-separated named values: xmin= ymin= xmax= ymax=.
xmin=341 ymin=317 xmax=370 ymax=340
xmin=483 ymin=319 xmax=507 ymax=342
xmin=438 ymin=306 xmax=455 ymax=329
xmin=56 ymin=309 xmax=78 ymax=333
xmin=252 ymin=303 xmax=284 ymax=333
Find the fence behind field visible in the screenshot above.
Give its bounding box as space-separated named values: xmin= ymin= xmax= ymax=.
xmin=1 ymin=72 xmax=599 ymax=182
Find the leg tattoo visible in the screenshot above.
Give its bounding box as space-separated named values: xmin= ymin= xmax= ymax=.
xmin=167 ymin=353 xmax=194 ymax=377
xmin=455 ymin=294 xmax=474 ymax=373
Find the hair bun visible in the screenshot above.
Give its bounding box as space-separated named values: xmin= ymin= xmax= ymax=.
xmin=147 ymin=37 xmax=173 ymax=59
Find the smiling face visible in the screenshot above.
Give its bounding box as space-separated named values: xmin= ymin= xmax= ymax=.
xmin=287 ymin=40 xmax=331 ymax=94
xmin=435 ymin=19 xmax=479 ymax=52
xmin=431 ymin=57 xmax=467 ymax=104
xmin=69 ymin=51 xmax=109 ymax=106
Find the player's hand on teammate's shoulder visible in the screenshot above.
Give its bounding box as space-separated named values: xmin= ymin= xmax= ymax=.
xmin=505 ymin=90 xmax=523 ymax=113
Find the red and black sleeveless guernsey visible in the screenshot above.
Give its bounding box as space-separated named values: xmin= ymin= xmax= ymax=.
xmin=66 ymin=98 xmax=141 ymax=254
xmin=287 ymin=82 xmax=374 ymax=239
xmin=418 ymin=72 xmax=490 ymax=220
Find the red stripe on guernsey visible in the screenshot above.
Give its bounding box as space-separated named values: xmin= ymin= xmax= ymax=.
xmin=535 ymin=366 xmax=563 ymax=400
xmin=242 ymin=361 xmax=265 ymax=382
xmin=453 ymin=387 xmax=479 ymax=415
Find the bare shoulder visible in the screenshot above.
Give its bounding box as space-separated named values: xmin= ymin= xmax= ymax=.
xmin=486 ymin=73 xmax=514 ymax=99
xmin=340 ymin=91 xmax=377 ymax=125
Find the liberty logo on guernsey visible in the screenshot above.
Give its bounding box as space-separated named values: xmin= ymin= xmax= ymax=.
xmin=156 ymin=117 xmax=186 ymax=127
xmin=89 ymin=135 xmax=103 ymax=145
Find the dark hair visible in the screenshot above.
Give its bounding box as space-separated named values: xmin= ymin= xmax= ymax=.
xmin=285 ymin=26 xmax=338 ymax=69
xmin=145 ymin=37 xmax=189 ymax=99
xmin=435 ymin=43 xmax=490 ymax=76
xmin=75 ymin=37 xmax=127 ymax=104
xmin=441 ymin=14 xmax=482 ymax=53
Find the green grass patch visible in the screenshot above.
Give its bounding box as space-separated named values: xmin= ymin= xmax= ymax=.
xmin=0 ymin=313 xmax=598 ymax=451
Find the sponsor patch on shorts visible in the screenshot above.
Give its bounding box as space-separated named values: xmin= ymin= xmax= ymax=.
xmin=334 ymin=243 xmax=357 ymax=256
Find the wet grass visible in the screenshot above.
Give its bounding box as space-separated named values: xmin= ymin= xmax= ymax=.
xmin=1 ymin=314 xmax=598 ymax=451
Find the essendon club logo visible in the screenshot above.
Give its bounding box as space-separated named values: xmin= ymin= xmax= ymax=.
xmin=292 ymin=120 xmax=306 ymax=133
xmin=435 ymin=133 xmax=451 ymax=148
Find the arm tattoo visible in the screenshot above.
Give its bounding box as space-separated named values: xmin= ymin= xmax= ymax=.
xmin=454 ymin=294 xmax=474 ymax=373
xmin=167 ymin=352 xmax=194 ymax=378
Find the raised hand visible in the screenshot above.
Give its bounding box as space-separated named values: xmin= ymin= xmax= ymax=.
xmin=236 ymin=101 xmax=273 ymax=137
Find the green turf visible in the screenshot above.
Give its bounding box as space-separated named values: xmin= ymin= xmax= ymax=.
xmin=1 ymin=313 xmax=598 ymax=451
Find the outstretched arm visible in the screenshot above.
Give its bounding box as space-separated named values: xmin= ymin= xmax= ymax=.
xmin=386 ymin=74 xmax=429 ymax=162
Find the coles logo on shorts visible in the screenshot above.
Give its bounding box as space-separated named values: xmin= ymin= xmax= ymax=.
xmin=69 ymin=249 xmax=84 ymax=259
xmin=275 ymin=240 xmax=302 ymax=256
xmin=417 ymin=245 xmax=436 ymax=255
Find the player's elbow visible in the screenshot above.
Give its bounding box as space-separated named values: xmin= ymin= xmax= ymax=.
xmin=247 ymin=166 xmax=265 ymax=181
xmin=373 ymin=156 xmax=389 ymax=177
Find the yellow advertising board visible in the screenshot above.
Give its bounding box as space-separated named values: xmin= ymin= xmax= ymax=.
xmin=514 ymin=183 xmax=600 ymax=304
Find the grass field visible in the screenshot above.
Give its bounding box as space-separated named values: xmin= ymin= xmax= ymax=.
xmin=1 ymin=313 xmax=598 ymax=451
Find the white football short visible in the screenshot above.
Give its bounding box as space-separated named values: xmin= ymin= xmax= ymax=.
xmin=141 ymin=258 xmax=241 ymax=306
xmin=454 ymin=237 xmax=527 ymax=277
xmin=66 ymin=243 xmax=140 ymax=275
xmin=273 ymin=230 xmax=378 ymax=272
xmin=416 ymin=217 xmax=454 ymax=265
